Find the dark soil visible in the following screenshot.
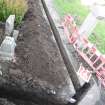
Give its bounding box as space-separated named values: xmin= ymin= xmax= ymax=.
xmin=0 ymin=0 xmax=72 ymax=105
xmin=0 ymin=23 xmax=5 ymax=44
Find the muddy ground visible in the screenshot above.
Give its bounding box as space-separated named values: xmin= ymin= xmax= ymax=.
xmin=0 ymin=0 xmax=74 ymax=105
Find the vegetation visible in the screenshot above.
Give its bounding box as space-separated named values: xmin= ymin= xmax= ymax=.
xmin=54 ymin=0 xmax=105 ymax=54
xmin=0 ymin=0 xmax=28 ymax=26
xmin=54 ymin=0 xmax=89 ymax=24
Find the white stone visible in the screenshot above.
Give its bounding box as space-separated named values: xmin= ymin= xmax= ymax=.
xmin=0 ymin=70 xmax=2 ymax=76
xmin=13 ymin=30 xmax=19 ymax=41
xmin=69 ymin=98 xmax=76 ymax=103
xmin=92 ymin=5 xmax=105 ymax=19
xmin=0 ymin=36 xmax=16 ymax=60
xmin=50 ymin=89 xmax=56 ymax=95
xmin=5 ymin=15 xmax=15 ymax=36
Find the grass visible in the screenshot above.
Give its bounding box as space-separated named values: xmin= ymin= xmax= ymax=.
xmin=54 ymin=0 xmax=105 ymax=54
xmin=54 ymin=0 xmax=89 ymax=24
xmin=0 ymin=0 xmax=28 ymax=26
xmin=89 ymin=22 xmax=105 ymax=54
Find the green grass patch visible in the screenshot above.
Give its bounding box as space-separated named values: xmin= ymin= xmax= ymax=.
xmin=54 ymin=0 xmax=105 ymax=54
xmin=0 ymin=0 xmax=28 ymax=26
xmin=54 ymin=0 xmax=89 ymax=24
xmin=89 ymin=22 xmax=105 ymax=54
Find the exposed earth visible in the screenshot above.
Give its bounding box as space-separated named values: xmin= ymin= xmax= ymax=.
xmin=0 ymin=0 xmax=105 ymax=105
xmin=0 ymin=0 xmax=75 ymax=104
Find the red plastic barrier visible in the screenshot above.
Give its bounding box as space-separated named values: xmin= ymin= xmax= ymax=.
xmin=63 ymin=15 xmax=79 ymax=44
xmin=74 ymin=39 xmax=105 ymax=87
xmin=63 ymin=15 xmax=105 ymax=87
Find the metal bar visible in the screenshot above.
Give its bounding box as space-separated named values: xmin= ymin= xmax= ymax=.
xmin=41 ymin=0 xmax=81 ymax=91
xmin=40 ymin=1 xmax=93 ymax=105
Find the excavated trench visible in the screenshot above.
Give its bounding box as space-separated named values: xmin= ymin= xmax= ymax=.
xmin=0 ymin=0 xmax=100 ymax=104
xmin=0 ymin=0 xmax=78 ymax=105
xmin=0 ymin=0 xmax=95 ymax=104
